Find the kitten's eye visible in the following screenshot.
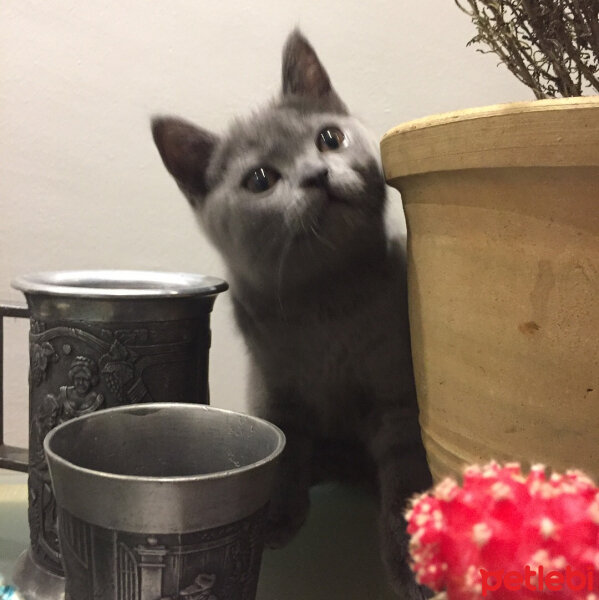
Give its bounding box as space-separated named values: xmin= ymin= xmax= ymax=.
xmin=242 ymin=167 xmax=281 ymax=193
xmin=316 ymin=127 xmax=346 ymax=152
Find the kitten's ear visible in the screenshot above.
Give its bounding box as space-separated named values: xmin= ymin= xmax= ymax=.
xmin=282 ymin=29 xmax=347 ymax=112
xmin=151 ymin=116 xmax=218 ymax=201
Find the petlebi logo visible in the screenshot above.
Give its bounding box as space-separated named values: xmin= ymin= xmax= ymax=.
xmin=480 ymin=565 xmax=596 ymax=596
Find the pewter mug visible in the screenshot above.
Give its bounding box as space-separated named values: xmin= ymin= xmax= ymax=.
xmin=44 ymin=403 xmax=285 ymax=600
xmin=0 ymin=270 xmax=227 ymax=597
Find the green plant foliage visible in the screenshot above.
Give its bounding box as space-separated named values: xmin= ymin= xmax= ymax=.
xmin=456 ymin=0 xmax=599 ymax=98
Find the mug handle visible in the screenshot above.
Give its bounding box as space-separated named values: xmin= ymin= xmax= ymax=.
xmin=0 ymin=301 xmax=30 ymax=472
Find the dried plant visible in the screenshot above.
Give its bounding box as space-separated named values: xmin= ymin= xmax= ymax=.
xmin=456 ymin=0 xmax=599 ymax=98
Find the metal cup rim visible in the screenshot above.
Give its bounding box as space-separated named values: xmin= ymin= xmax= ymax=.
xmin=12 ymin=270 xmax=228 ymax=298
xmin=43 ymin=402 xmax=286 ymax=484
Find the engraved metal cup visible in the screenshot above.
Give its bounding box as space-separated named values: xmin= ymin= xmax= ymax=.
xmin=44 ymin=403 xmax=285 ymax=600
xmin=2 ymin=270 xmax=227 ymax=598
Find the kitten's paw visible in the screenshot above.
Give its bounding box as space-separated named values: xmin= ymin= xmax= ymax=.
xmin=380 ymin=508 xmax=433 ymax=599
xmin=394 ymin=578 xmax=434 ymax=600
xmin=264 ymin=512 xmax=306 ymax=548
xmin=386 ymin=562 xmax=433 ymax=600
xmin=264 ymin=491 xmax=310 ymax=549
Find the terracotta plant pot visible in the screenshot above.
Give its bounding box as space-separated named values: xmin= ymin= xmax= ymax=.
xmin=381 ymin=97 xmax=599 ymax=483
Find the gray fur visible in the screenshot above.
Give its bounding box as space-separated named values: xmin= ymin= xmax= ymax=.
xmin=152 ymin=29 xmax=432 ymax=598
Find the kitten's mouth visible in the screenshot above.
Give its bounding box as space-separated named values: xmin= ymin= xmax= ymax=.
xmin=290 ymin=189 xmax=359 ymax=244
xmin=324 ymin=189 xmax=353 ymax=206
xmin=308 ymin=181 xmax=358 ymax=208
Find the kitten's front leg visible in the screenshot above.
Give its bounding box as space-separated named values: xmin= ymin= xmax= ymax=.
xmin=368 ymin=407 xmax=433 ymax=599
xmin=248 ymin=366 xmax=314 ymax=548
xmin=264 ymin=428 xmax=313 ymax=548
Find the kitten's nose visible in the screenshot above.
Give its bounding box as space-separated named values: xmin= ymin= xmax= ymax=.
xmin=300 ymin=167 xmax=329 ymax=188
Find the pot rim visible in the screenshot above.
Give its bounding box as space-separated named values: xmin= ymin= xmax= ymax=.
xmin=380 ymin=96 xmax=599 ymax=180
xmin=44 ymin=403 xmax=286 ymax=532
xmin=44 ymin=402 xmax=286 ymax=484
xmin=381 ymin=96 xmax=599 ymax=139
xmin=12 ymin=269 xmax=228 ymax=298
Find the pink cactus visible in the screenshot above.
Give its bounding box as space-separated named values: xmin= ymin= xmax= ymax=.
xmin=406 ymin=462 xmax=599 ymax=600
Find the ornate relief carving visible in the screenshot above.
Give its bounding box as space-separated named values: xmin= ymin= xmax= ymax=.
xmin=29 ymin=342 xmax=59 ymax=387
xmin=60 ymin=506 xmax=267 ymax=600
xmin=27 ymin=316 xmax=212 ymax=576
xmin=175 ymin=573 xmax=218 ymax=600
xmin=28 ymin=394 xmax=61 ymax=567
xmin=99 ymin=340 xmax=148 ymax=404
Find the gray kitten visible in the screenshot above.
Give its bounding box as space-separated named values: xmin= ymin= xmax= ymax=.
xmin=152 ymin=30 xmax=432 ymax=598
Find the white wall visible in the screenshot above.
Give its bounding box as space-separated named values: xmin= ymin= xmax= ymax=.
xmin=0 ymin=1 xmax=526 ymax=448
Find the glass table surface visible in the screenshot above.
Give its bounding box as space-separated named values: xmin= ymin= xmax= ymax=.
xmin=0 ymin=471 xmax=396 ymax=599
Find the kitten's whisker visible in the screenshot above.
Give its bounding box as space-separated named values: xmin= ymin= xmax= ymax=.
xmin=342 ymin=211 xmax=356 ymax=227
xmin=309 ymin=224 xmax=336 ymax=251
xmin=298 ymin=213 xmax=309 ymax=235
xmin=275 ymin=235 xmax=293 ymax=319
